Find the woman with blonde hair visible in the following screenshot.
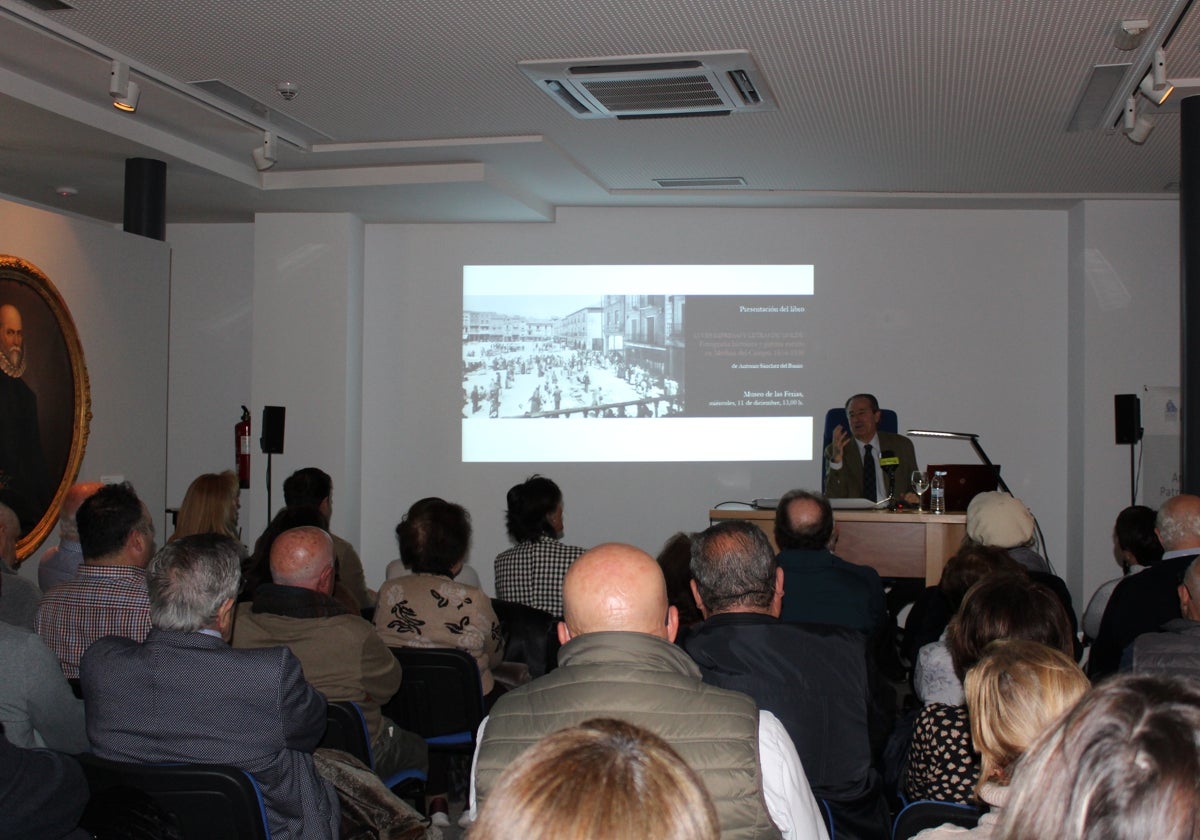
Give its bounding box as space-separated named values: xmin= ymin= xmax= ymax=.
xmin=468 ymin=718 xmax=719 ymax=840
xmin=915 ymin=640 xmax=1090 ymax=839
xmin=169 ymin=471 xmax=241 ymax=543
xmin=996 ymin=674 xmax=1200 ymax=840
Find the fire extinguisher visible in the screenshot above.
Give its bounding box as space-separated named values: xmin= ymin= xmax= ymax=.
xmin=235 ymin=406 xmax=251 ymax=490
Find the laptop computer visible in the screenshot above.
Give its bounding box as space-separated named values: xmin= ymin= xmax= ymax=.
xmin=925 ymin=463 xmax=1001 ymax=512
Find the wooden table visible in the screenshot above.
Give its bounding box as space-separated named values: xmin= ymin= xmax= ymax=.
xmin=708 ymin=508 xmax=967 ymax=584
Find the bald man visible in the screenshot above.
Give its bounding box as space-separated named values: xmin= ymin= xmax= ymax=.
xmin=38 ymin=481 xmax=104 ymax=591
xmin=0 ymin=303 xmax=51 ymax=527
xmin=469 ymin=543 xmax=828 ymax=840
xmin=232 ymin=526 xmax=426 ymax=780
xmin=1090 ymin=493 xmax=1200 ymax=678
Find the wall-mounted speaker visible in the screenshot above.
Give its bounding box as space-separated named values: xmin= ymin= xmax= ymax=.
xmin=260 ymin=406 xmax=286 ymax=454
xmin=1115 ymin=394 xmax=1141 ymax=445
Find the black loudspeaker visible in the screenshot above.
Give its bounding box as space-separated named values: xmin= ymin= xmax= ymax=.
xmin=260 ymin=406 xmax=286 ymax=454
xmin=1115 ymin=394 xmax=1141 ymax=445
xmin=123 ymin=158 xmax=166 ymax=241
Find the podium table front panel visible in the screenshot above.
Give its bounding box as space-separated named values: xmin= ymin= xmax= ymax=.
xmin=708 ymin=508 xmax=966 ymax=584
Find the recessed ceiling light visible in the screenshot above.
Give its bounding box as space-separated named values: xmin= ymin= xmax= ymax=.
xmin=54 ymin=186 xmax=78 ymax=197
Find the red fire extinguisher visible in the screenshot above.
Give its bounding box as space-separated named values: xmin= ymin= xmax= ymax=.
xmin=235 ymin=406 xmax=251 ymax=490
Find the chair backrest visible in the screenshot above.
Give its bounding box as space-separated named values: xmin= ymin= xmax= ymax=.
xmin=321 ymin=700 xmax=374 ymax=769
xmin=891 ymin=800 xmax=980 ymax=840
xmin=77 ymin=753 xmax=270 ymax=840
xmin=383 ymin=646 xmax=485 ymax=752
xmin=821 ymin=406 xmax=899 ymax=492
xmin=490 ymin=597 xmax=561 ymax=678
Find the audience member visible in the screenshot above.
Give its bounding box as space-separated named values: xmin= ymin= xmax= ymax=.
xmin=385 ymin=499 xmax=483 ymax=589
xmin=657 ymin=531 xmax=704 ymax=629
xmin=375 ymin=497 xmax=503 ymax=827
xmin=168 ymin=470 xmax=242 ymax=546
xmin=493 ymin=474 xmax=586 ymax=616
xmin=1125 ymin=555 xmax=1200 ymax=679
xmin=0 ymin=581 xmax=88 ymax=751
xmin=685 ymin=520 xmax=890 ymax=840
xmin=903 ymin=575 xmax=1074 ymax=804
xmin=37 ymin=481 xmax=103 ymax=591
xmin=0 ymin=724 xmax=91 ymax=840
xmin=0 ymin=500 xmax=40 ymax=628
xmin=1081 ymin=504 xmax=1162 ymax=640
xmin=468 ymin=718 xmax=720 ymax=840
xmin=470 ymin=542 xmax=828 ymax=840
xmin=233 ymin=525 xmax=426 ymax=780
xmin=82 ymin=534 xmax=339 ymax=840
xmin=283 ymin=467 xmax=373 ymax=609
xmin=241 ymin=505 xmax=340 ymax=602
xmin=911 ymin=546 xmax=1023 ymax=706
xmin=913 ymin=640 xmax=1089 ymax=840
xmin=1089 ymin=492 xmax=1200 ymax=678
xmin=774 ymin=489 xmax=886 ymax=635
xmin=824 ymin=393 xmax=919 ymax=503
xmin=35 ymin=482 xmax=154 ymax=678
xmin=995 ymin=674 xmax=1200 ymax=840
xmin=963 ymin=492 xmax=1049 ymax=574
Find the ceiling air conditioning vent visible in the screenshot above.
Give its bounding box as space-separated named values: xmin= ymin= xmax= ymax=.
xmin=519 ymin=51 xmax=776 ymax=119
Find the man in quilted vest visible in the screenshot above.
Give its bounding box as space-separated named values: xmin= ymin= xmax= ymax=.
xmin=468 ymin=542 xmax=828 ymax=840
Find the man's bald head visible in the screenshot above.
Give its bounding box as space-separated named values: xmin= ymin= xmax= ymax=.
xmin=1157 ymin=494 xmax=1200 ymax=553
xmin=59 ymin=481 xmax=104 ymax=542
xmin=269 ymin=526 xmax=335 ymax=592
xmin=561 ymin=543 xmax=675 ymax=641
xmin=774 ymin=489 xmax=834 ymax=551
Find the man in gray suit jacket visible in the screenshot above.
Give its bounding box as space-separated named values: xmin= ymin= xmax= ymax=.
xmin=824 ymin=394 xmax=918 ymax=503
xmin=81 ymin=534 xmax=339 ymax=840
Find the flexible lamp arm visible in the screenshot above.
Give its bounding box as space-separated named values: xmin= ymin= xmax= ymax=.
xmin=907 ymin=429 xmax=1013 ymax=495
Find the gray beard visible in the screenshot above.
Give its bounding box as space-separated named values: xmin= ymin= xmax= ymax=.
xmin=0 ymin=348 xmax=25 ymax=379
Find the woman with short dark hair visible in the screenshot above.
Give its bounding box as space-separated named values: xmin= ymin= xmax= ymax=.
xmin=493 ymin=475 xmax=586 ymax=617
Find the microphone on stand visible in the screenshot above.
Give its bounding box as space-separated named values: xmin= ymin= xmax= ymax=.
xmin=879 ymin=450 xmax=900 ymax=507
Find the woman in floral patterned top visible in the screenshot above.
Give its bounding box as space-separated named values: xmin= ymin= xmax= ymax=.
xmin=375 ymin=497 xmax=504 ymax=696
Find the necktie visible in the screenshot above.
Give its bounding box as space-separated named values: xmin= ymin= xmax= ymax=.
xmin=863 ymin=444 xmax=877 ymax=501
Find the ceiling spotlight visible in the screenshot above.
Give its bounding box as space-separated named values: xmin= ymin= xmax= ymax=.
xmin=1139 ymin=48 xmax=1174 ymax=105
xmin=1114 ymin=19 xmax=1149 ymax=51
xmin=109 ymin=60 xmax=139 ymax=112
xmin=252 ymin=130 xmax=277 ymax=171
xmin=1123 ymin=96 xmax=1154 ymax=144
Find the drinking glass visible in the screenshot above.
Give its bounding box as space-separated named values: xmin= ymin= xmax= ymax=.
xmin=910 ymin=470 xmax=930 ymax=512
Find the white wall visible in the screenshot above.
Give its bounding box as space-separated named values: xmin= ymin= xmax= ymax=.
xmin=0 ymin=196 xmax=170 ymax=572
xmin=164 ymin=223 xmax=254 ymax=530
xmin=362 ymin=207 xmax=1070 ymax=594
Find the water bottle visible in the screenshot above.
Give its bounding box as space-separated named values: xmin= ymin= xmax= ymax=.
xmin=931 ymin=471 xmax=946 ymax=514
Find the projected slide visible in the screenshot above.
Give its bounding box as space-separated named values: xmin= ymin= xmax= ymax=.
xmin=462 ymin=265 xmax=814 ymax=463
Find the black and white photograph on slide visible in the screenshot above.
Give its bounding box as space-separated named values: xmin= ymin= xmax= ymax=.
xmin=461 ymin=265 xmax=816 ymax=463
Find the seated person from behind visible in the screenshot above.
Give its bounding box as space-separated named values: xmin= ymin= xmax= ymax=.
xmin=685 ymin=520 xmax=891 ymax=840
xmin=1124 ymin=555 xmax=1200 ymax=681
xmin=233 ymin=525 xmax=427 ymax=780
xmin=903 ymin=575 xmax=1075 ymax=805
xmin=283 ymin=467 xmax=373 ymax=610
xmin=1081 ymin=504 xmax=1162 ymax=641
xmin=0 ymin=501 xmax=40 ymax=629
xmin=37 ymin=481 xmax=102 ymax=592
xmin=470 ymin=718 xmax=719 ymax=840
xmin=824 ymin=393 xmax=918 ymax=503
xmin=494 ymin=474 xmax=586 ymax=617
xmin=81 ymin=534 xmax=339 ymax=840
xmin=34 ymin=483 xmax=155 ymax=678
xmin=963 ymin=492 xmax=1050 ymax=574
xmin=774 ymin=489 xmax=886 ymax=635
xmin=374 ymin=497 xmax=504 ymax=701
xmin=470 ymin=542 xmax=829 ymax=840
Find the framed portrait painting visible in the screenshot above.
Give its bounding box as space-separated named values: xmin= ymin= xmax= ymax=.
xmin=0 ymin=255 xmax=90 ymax=560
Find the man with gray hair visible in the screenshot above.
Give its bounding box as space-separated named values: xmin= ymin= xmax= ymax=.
xmin=81 ymin=534 xmax=339 ymax=840
xmin=1091 ymin=493 xmax=1200 ymax=678
xmin=37 ymin=481 xmax=103 ymax=591
xmin=684 ymin=520 xmax=890 ymax=840
xmin=1126 ymin=556 xmax=1200 ymax=680
xmin=0 ymin=500 xmax=40 ymax=628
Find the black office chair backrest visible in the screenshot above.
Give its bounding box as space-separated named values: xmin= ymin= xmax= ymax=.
xmin=490 ymin=597 xmax=560 ymax=678
xmin=321 ymin=700 xmax=374 ymax=769
xmin=892 ymin=800 xmax=980 ymax=840
xmin=77 ymin=753 xmax=270 ymax=840
xmin=383 ymin=646 xmax=484 ymax=752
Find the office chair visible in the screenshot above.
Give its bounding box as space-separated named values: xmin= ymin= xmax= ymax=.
xmin=382 ymin=647 xmax=485 ymax=756
xmin=891 ymin=800 xmax=981 ymax=840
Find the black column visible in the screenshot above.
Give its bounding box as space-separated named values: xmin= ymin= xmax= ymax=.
xmin=123 ymin=157 xmax=166 ymax=241
xmin=1183 ymin=98 xmax=1200 ymax=492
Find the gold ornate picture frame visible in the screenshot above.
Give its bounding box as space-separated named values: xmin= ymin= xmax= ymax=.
xmin=0 ymin=255 xmax=91 ymax=559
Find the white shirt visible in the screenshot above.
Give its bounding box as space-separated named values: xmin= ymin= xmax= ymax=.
xmin=466 ymin=709 xmax=830 ymax=840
